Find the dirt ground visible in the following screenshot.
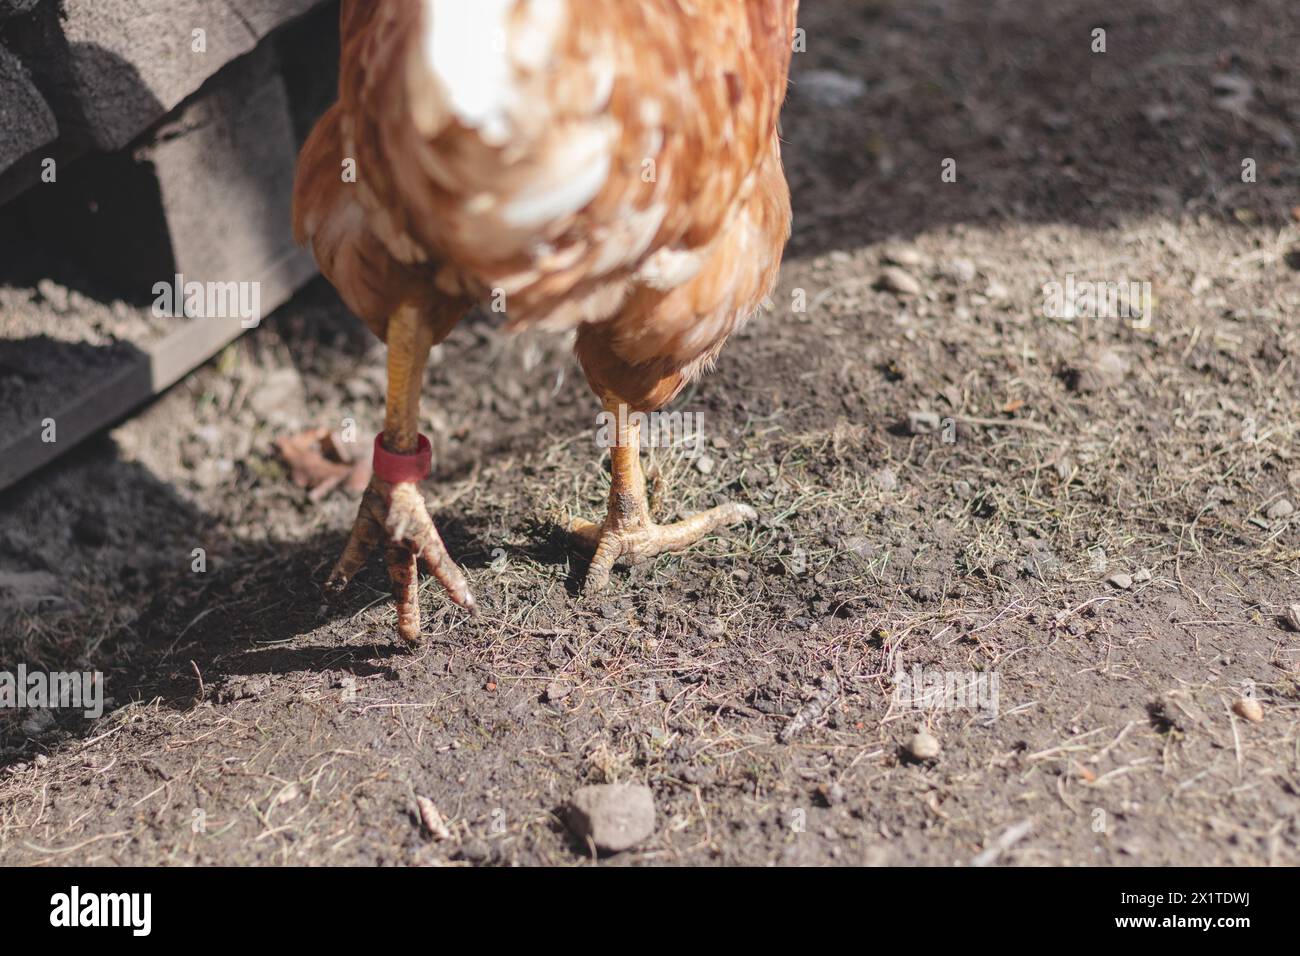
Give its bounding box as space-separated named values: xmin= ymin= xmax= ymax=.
xmin=2 ymin=0 xmax=1298 ymax=866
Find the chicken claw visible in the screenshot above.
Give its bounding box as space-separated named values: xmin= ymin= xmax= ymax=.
xmin=570 ymin=502 xmax=757 ymax=594
xmin=326 ymin=476 xmax=476 ymax=643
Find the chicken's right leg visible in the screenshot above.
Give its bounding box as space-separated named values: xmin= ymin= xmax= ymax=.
xmin=325 ymin=305 xmax=475 ymax=643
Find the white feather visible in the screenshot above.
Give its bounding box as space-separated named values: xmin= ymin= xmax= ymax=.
xmin=422 ymin=0 xmax=564 ymax=146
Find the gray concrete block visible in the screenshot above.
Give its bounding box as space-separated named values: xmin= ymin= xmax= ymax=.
xmin=10 ymin=0 xmax=258 ymax=150
xmin=142 ymin=46 xmax=315 ymax=311
xmin=227 ymin=0 xmax=324 ymax=40
xmin=23 ymin=45 xmax=314 ymax=311
xmin=0 ymin=0 xmax=42 ymax=20
xmin=0 ymin=43 xmax=57 ymax=172
xmin=7 ymin=0 xmax=330 ymax=153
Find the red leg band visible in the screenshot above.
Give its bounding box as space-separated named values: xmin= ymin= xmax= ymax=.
xmin=373 ymin=433 xmax=432 ymax=484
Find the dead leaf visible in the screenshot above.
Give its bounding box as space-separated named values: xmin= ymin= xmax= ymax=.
xmin=275 ymin=428 xmax=371 ymax=500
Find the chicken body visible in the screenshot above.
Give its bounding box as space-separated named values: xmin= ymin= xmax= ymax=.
xmin=293 ymin=0 xmax=799 ymax=639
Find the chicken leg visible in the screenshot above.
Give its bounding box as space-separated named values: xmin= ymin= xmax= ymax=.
xmin=325 ymin=305 xmax=476 ymax=642
xmin=569 ymin=400 xmax=757 ymax=592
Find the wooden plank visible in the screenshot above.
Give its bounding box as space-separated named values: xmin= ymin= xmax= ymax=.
xmin=0 ymin=250 xmax=314 ymax=493
xmin=0 ymin=315 xmax=236 ymax=492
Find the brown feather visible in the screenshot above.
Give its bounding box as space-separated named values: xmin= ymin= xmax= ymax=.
xmin=294 ymin=0 xmax=798 ymax=406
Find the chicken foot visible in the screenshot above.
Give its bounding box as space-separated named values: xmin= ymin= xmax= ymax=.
xmin=325 ymin=306 xmax=475 ymax=642
xmin=569 ymin=401 xmax=756 ymax=593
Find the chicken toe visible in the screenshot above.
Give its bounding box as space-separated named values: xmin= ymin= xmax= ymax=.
xmin=570 ymin=501 xmax=757 ymax=594
xmin=569 ymin=403 xmax=756 ymax=592
xmin=326 ymin=476 xmax=476 ymax=644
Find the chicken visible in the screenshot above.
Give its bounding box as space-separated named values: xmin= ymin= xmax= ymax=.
xmin=293 ymin=0 xmax=799 ymax=642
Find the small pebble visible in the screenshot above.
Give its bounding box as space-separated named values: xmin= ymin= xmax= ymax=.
xmin=698 ymin=618 xmax=725 ymax=639
xmin=1041 ymin=109 xmax=1073 ymax=132
xmin=984 ymin=279 xmax=1010 ymax=301
xmin=1232 ymin=698 xmax=1263 ymax=723
xmin=818 ymin=781 xmax=847 ymax=806
xmin=943 ymin=258 xmax=978 ymax=284
xmin=1265 ymin=498 xmax=1294 ymax=520
xmin=543 ymin=682 xmax=572 ymax=703
xmin=1132 ymin=568 xmax=1153 ymax=584
xmin=565 ymin=784 xmax=656 ymax=854
xmin=906 ymin=730 xmax=941 ymax=761
xmin=882 ymin=247 xmax=925 ymax=268
xmin=876 ymin=267 xmax=922 ymax=297
xmin=1282 ymin=605 xmax=1300 ymax=633
xmin=794 ymin=69 xmax=867 ymax=108
xmin=1106 ymin=571 xmax=1134 ymax=590
xmin=695 ymin=455 xmax=715 ymax=475
xmin=908 ymin=410 xmax=941 ymax=435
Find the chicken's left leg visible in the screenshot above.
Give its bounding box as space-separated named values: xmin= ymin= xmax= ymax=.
xmin=569 ymin=401 xmax=756 ymax=592
xmin=326 ymin=305 xmax=475 ymax=642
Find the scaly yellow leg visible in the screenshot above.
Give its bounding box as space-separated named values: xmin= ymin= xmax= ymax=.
xmin=569 ymin=399 xmax=757 ymax=592
xmin=327 ymin=305 xmax=476 ymax=642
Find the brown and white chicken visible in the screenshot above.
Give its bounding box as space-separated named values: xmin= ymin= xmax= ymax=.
xmin=293 ymin=0 xmax=799 ymax=642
